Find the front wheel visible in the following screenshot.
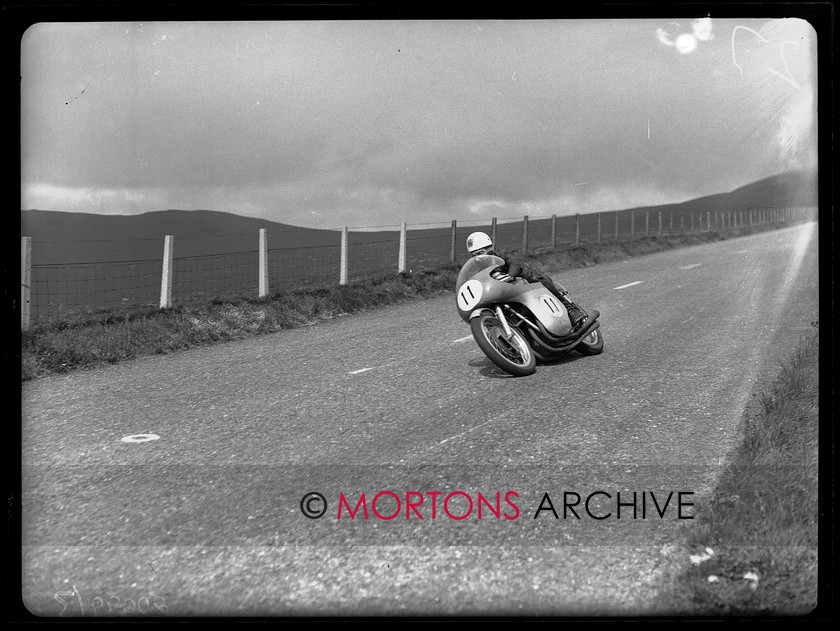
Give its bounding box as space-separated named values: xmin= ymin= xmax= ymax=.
xmin=575 ymin=327 xmax=604 ymax=355
xmin=470 ymin=311 xmax=536 ymax=377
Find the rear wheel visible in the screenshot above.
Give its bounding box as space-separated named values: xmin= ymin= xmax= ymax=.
xmin=470 ymin=311 xmax=536 ymax=377
xmin=575 ymin=327 xmax=604 ymax=355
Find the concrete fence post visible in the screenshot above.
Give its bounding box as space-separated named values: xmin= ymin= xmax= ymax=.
xmin=690 ymin=213 xmax=694 ymax=232
xmin=575 ymin=213 xmax=580 ymax=246
xmin=450 ymin=220 xmax=457 ymax=262
xmin=21 ymin=237 xmax=31 ymax=331
xmin=258 ymin=228 xmax=269 ymax=298
xmin=551 ymin=214 xmax=557 ymax=249
xmin=706 ymin=211 xmax=711 ymax=231
xmin=630 ymin=211 xmax=635 ymax=239
xmin=596 ymin=212 xmax=602 ymax=243
xmin=522 ymin=215 xmax=529 ymax=254
xmin=340 ymin=226 xmax=348 ymax=285
xmin=159 ymin=235 xmax=174 ymax=309
xmin=398 ymin=221 xmax=407 ymax=273
xmin=614 ymin=211 xmax=619 ymax=241
xmin=491 ymin=217 xmax=497 ymax=246
xmin=645 ymin=211 xmax=649 ymax=236
xmin=658 ymin=211 xmax=662 ymax=236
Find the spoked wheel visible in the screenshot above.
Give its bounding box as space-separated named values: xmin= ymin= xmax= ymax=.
xmin=575 ymin=327 xmax=604 ymax=356
xmin=470 ymin=311 xmax=536 ymax=377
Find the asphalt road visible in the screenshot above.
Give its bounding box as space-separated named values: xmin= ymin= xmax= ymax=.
xmin=21 ymin=222 xmax=819 ymax=616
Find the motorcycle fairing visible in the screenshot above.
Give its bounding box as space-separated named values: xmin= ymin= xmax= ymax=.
xmin=455 ymin=254 xmax=506 ymax=288
xmin=508 ymin=288 xmax=573 ymax=336
xmin=455 ymin=254 xmax=572 ymax=336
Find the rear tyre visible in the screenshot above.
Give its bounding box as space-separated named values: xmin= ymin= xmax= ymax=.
xmin=575 ymin=327 xmax=604 ymax=356
xmin=470 ymin=311 xmax=536 ymax=377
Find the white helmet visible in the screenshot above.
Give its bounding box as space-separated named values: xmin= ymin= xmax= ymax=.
xmin=466 ymin=231 xmax=493 ymax=254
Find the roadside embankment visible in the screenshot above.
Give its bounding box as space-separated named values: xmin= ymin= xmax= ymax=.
xmin=658 ymin=326 xmax=819 ymax=615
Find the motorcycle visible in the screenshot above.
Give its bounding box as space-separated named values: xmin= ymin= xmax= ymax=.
xmin=455 ymin=253 xmax=603 ymax=376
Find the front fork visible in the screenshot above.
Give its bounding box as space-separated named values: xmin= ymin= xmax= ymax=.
xmin=495 ymin=306 xmax=514 ymax=339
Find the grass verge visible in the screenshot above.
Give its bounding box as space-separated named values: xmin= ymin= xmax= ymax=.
xmin=21 ymin=222 xmax=797 ymax=381
xmin=665 ymin=325 xmax=819 ymax=615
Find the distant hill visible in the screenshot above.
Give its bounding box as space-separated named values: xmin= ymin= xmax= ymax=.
xmin=20 ymin=209 xmax=348 ymax=265
xmin=618 ymin=170 xmax=817 ymax=219
xmin=21 ymin=170 xmax=816 ymax=265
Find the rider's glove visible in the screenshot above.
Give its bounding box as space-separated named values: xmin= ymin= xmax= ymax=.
xmin=491 ymin=270 xmax=514 ymax=283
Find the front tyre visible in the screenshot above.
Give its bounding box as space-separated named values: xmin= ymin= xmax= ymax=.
xmin=575 ymin=327 xmax=604 ymax=356
xmin=470 ymin=311 xmax=536 ymax=377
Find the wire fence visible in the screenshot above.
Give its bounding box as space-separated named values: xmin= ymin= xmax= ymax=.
xmin=21 ymin=205 xmax=816 ymax=327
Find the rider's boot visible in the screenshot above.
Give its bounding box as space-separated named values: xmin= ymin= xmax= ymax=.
xmin=560 ymin=294 xmax=588 ymax=329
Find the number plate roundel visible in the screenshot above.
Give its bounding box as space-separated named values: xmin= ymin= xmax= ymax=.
xmin=458 ymin=280 xmax=484 ymax=310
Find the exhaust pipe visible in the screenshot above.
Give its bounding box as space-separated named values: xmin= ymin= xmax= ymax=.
xmin=528 ymin=314 xmax=600 ymax=355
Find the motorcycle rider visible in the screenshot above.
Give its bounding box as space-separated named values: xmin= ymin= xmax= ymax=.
xmin=465 ymin=231 xmax=588 ymax=330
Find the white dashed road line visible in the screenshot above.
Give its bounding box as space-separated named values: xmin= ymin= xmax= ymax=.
xmin=680 ymin=264 xmax=702 ymax=270
xmin=614 ymin=281 xmax=642 ymax=290
xmin=349 ymin=367 xmax=376 ymax=375
xmin=121 ymin=434 xmax=160 ymax=443
xmin=429 ymin=417 xmax=497 ymax=450
xmin=453 ymin=335 xmax=474 ymax=344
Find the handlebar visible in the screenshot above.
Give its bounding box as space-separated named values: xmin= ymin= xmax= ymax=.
xmin=490 ymin=269 xmax=514 ymax=283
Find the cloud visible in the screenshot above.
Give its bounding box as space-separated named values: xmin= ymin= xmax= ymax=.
xmin=20 ymin=19 xmax=818 ymax=229
xmin=23 ymin=183 xmax=159 ymax=213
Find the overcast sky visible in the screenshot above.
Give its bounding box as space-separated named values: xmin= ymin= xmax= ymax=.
xmin=20 ymin=18 xmax=816 ymax=229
